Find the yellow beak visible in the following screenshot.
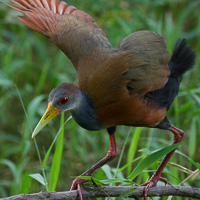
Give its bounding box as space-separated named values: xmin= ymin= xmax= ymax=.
xmin=32 ymin=102 xmax=60 ymax=138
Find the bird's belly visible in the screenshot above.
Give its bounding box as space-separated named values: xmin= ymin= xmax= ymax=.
xmin=97 ymin=97 xmax=167 ymax=128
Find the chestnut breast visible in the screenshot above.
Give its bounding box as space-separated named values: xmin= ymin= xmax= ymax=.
xmin=97 ymin=95 xmax=167 ymax=128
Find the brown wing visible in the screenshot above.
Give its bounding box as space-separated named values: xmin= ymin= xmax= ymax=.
xmin=77 ymin=51 xmax=168 ymax=128
xmin=78 ymin=31 xmax=170 ymax=108
xmin=119 ymin=30 xmax=170 ymax=94
xmin=4 ymin=0 xmax=112 ymax=69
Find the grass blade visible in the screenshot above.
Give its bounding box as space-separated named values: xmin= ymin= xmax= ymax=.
xmin=48 ymin=113 xmax=65 ymax=191
xmin=42 ymin=115 xmax=72 ymax=169
xmin=29 ymin=173 xmax=45 ymax=185
xmin=128 ymin=142 xmax=182 ymax=181
xmin=21 ymin=175 xmax=32 ymax=194
xmin=35 ymin=61 xmax=50 ymax=96
xmin=99 ymin=178 xmax=128 ymax=184
xmin=189 ymin=118 xmax=197 ymax=162
xmin=127 ymin=127 xmax=142 ymax=175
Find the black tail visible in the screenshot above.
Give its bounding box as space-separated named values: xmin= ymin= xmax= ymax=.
xmin=145 ymin=39 xmax=195 ymax=112
xmin=154 ymin=39 xmax=195 ymax=130
xmin=169 ymin=39 xmax=196 ymax=78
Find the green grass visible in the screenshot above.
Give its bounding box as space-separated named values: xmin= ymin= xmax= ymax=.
xmin=0 ymin=0 xmax=200 ymax=199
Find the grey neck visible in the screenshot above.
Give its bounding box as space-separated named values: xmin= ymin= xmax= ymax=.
xmin=70 ymin=90 xmax=104 ymax=131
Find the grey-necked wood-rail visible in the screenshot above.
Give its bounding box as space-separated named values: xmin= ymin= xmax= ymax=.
xmin=3 ymin=0 xmax=196 ymax=199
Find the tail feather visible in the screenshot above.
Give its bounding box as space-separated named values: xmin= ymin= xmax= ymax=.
xmin=145 ymin=39 xmax=195 ymax=111
xmin=169 ymin=39 xmax=196 ymax=78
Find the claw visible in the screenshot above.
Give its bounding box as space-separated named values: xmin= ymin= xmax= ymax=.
xmin=141 ymin=176 xmax=168 ymax=200
xmin=70 ymin=178 xmax=85 ymax=190
xmin=70 ymin=178 xmax=86 ymax=200
xmin=142 ymin=181 xmax=155 ymax=200
xmin=139 ymin=125 xmax=185 ymax=200
xmin=159 ymin=177 xmax=168 ymax=185
xmin=77 ymin=184 xmax=83 ymax=200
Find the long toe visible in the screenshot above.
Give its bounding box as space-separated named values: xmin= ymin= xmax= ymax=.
xmin=70 ymin=178 xmax=87 ymax=191
xmin=70 ymin=182 xmax=77 ymax=191
xmin=70 ymin=178 xmax=79 ymax=190
xmin=70 ymin=179 xmax=84 ymax=200
xmin=143 ymin=181 xmax=155 ymax=200
xmin=141 ymin=176 xmax=168 ymax=200
xmin=77 ymin=184 xmax=83 ymax=200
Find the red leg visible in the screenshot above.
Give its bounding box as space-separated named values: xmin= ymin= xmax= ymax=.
xmin=141 ymin=125 xmax=184 ymax=200
xmin=70 ymin=127 xmax=117 ymax=199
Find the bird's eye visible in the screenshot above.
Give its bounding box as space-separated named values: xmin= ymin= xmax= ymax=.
xmin=59 ymin=97 xmax=68 ymax=104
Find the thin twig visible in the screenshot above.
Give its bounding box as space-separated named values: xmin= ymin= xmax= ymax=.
xmin=91 ymin=178 xmax=112 ymax=200
xmin=167 ymin=169 xmax=199 ymax=200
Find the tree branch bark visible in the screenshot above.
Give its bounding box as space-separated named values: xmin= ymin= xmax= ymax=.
xmin=1 ymin=185 xmax=200 ymax=200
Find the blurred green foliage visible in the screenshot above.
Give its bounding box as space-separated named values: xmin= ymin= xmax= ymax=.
xmin=0 ymin=0 xmax=200 ymax=199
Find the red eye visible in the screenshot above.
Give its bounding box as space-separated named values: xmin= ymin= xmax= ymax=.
xmin=59 ymin=97 xmax=68 ymax=104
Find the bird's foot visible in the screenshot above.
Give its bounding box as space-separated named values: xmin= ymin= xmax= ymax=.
xmin=141 ymin=177 xmax=168 ymax=200
xmin=70 ymin=178 xmax=87 ymax=200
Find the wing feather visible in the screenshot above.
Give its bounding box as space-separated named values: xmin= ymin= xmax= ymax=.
xmin=120 ymin=30 xmax=170 ymax=94
xmin=3 ymin=0 xmax=112 ymax=69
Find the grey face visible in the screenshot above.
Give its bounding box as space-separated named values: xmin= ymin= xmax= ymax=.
xmin=31 ymin=82 xmax=78 ymax=138
xmin=48 ymin=82 xmax=79 ymax=113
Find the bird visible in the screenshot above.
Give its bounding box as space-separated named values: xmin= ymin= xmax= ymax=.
xmin=3 ymin=0 xmax=195 ymax=199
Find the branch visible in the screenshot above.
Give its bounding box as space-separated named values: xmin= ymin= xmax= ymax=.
xmin=1 ymin=185 xmax=200 ymax=200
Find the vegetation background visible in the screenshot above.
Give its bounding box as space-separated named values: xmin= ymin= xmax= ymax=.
xmin=0 ymin=0 xmax=200 ymax=199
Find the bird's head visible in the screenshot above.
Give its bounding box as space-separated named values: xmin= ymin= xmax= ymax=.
xmin=32 ymin=83 xmax=79 ymax=138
